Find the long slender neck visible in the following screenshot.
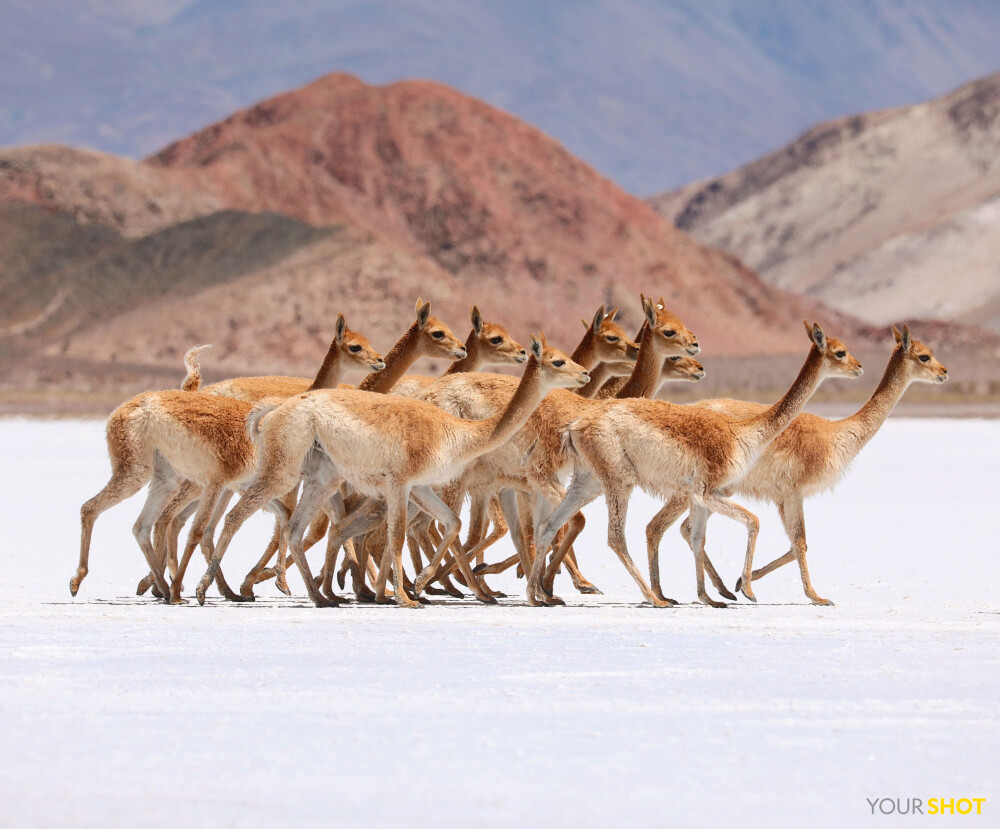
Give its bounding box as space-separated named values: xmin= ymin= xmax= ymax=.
xmin=615 ymin=322 xmax=661 ymax=399
xmin=745 ymin=345 xmax=824 ymax=449
xmin=461 ymin=359 xmax=545 ymax=459
xmin=359 ymin=322 xmax=421 ymax=393
xmin=577 ymin=361 xmax=612 ymax=397
xmin=571 ymin=328 xmax=599 ymax=369
xmin=596 ymin=372 xmax=627 ymax=399
xmin=838 ymin=347 xmax=909 ymax=453
xmin=308 ymin=342 xmax=342 ymax=391
xmin=445 ymin=329 xmax=481 ymax=375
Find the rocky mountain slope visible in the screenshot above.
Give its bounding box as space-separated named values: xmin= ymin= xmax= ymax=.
xmin=147 ymin=73 xmax=872 ymax=359
xmin=651 ymin=73 xmax=1000 ymax=332
xmin=4 ymin=1 xmax=1000 ymax=192
xmin=2 ymin=73 xmax=995 ymax=413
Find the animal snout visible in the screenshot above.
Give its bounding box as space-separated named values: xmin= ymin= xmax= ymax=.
xmin=687 ymin=341 xmax=701 ymax=355
xmin=451 ymin=348 xmax=468 ymax=359
xmin=370 ymin=360 xmax=387 ymax=371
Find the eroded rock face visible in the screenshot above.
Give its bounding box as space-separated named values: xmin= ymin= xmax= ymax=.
xmin=146 ymin=72 xmax=860 ymax=357
xmin=651 ymin=72 xmax=1000 ymax=334
xmin=0 ymin=145 xmax=219 ymax=238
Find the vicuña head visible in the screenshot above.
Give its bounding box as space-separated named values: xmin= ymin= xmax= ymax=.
xmin=803 ymin=320 xmax=864 ymax=379
xmin=662 ymin=355 xmax=706 ymax=382
xmin=413 ymin=298 xmax=468 ymax=361
xmin=891 ymin=324 xmax=948 ymax=383
xmin=470 ymin=305 xmax=527 ymax=365
xmin=333 ymin=313 xmax=385 ymax=373
xmin=581 ymin=305 xmax=640 ymax=367
xmin=532 ymin=332 xmax=591 ymax=390
xmin=641 ymin=294 xmax=700 ymax=356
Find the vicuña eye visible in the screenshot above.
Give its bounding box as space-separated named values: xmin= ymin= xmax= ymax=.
xmin=919 ymin=354 xmax=930 ymax=362
xmin=552 ymin=359 xmax=565 ymax=367
xmin=432 ymin=331 xmax=445 ymax=339
xmin=835 ymin=350 xmax=846 ymax=358
xmin=670 ymin=356 xmax=681 ymax=362
xmin=489 ymin=336 xmax=503 ymax=344
xmin=348 ymin=344 xmax=362 ymax=353
xmin=606 ymin=335 xmax=619 ymax=342
xmin=663 ymin=329 xmax=676 ymax=337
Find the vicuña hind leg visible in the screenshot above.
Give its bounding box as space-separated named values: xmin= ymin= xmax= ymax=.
xmin=691 ymin=495 xmax=759 ymax=604
xmin=138 ymin=477 xmax=198 ymax=596
xmin=412 ymin=486 xmax=495 ymax=604
xmin=377 ymin=485 xmax=420 ymax=609
xmin=678 ymin=510 xmax=737 ymax=602
xmin=643 ymin=494 xmax=687 ymax=605
xmin=532 ymin=474 xmax=603 ymax=606
xmin=130 ymin=463 xmax=181 ymax=601
xmin=738 ymin=498 xmax=831 ymax=605
xmin=72 ymin=448 xmax=154 ymax=597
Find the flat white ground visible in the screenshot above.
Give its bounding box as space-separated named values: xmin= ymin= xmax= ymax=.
xmin=1 ymin=418 xmax=997 ymax=827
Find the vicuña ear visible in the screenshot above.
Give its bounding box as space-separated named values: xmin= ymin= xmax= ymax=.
xmin=643 ymin=296 xmax=657 ymax=327
xmin=606 ymin=306 xmax=619 ymax=321
xmin=591 ymin=305 xmax=606 ymax=332
xmin=901 ymin=324 xmax=911 ymax=351
xmin=470 ymin=305 xmax=483 ymax=335
xmin=657 ymin=296 xmax=666 ymax=310
xmin=803 ymin=320 xmax=813 ymax=339
xmin=891 ymin=324 xmax=903 ymax=344
xmin=811 ymin=322 xmax=826 ymax=350
xmin=529 ymin=335 xmax=542 ymax=360
xmin=416 ymin=299 xmax=431 ymax=329
xmin=580 ymin=318 xmax=590 ymax=329
xmin=335 ymin=313 xmax=347 ymax=344
xmin=539 ymin=330 xmax=549 ymax=347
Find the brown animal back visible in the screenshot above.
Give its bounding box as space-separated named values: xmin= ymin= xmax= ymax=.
xmin=206 ymin=375 xmax=311 ymax=402
xmin=155 ymin=390 xmax=255 ymax=476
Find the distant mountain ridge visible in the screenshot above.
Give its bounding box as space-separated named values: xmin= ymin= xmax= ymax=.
xmin=650 ymin=73 xmax=1000 ymax=333
xmin=4 ymin=1 xmax=1000 ymax=192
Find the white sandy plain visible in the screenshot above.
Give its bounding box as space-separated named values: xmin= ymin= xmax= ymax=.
xmin=1 ymin=418 xmax=997 ymax=827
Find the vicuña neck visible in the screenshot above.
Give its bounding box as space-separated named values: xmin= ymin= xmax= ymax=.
xmin=839 ymin=346 xmax=909 ymax=452
xmin=462 ymin=359 xmax=544 ymax=459
xmin=615 ymin=322 xmax=660 ymax=399
xmin=308 ymin=342 xmax=343 ymax=391
xmin=571 ymin=328 xmax=600 ymax=369
xmin=445 ymin=329 xmax=481 ymax=375
xmin=359 ymin=322 xmax=421 ymax=393
xmin=577 ymin=362 xmax=613 ymax=397
xmin=745 ymin=345 xmax=824 ymax=449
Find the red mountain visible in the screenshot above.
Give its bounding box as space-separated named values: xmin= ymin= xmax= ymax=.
xmin=147 ymin=73 xmax=871 ymax=356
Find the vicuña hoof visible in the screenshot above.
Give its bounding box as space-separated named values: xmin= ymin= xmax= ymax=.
xmin=812 ymin=597 xmax=835 ymax=606
xmin=718 ymin=585 xmax=738 ymax=601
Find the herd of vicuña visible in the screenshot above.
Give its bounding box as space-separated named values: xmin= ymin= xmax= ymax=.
xmin=71 ymin=295 xmax=949 ymax=608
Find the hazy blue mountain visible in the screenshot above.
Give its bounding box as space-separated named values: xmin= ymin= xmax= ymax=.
xmin=3 ymin=0 xmax=1000 ymax=193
